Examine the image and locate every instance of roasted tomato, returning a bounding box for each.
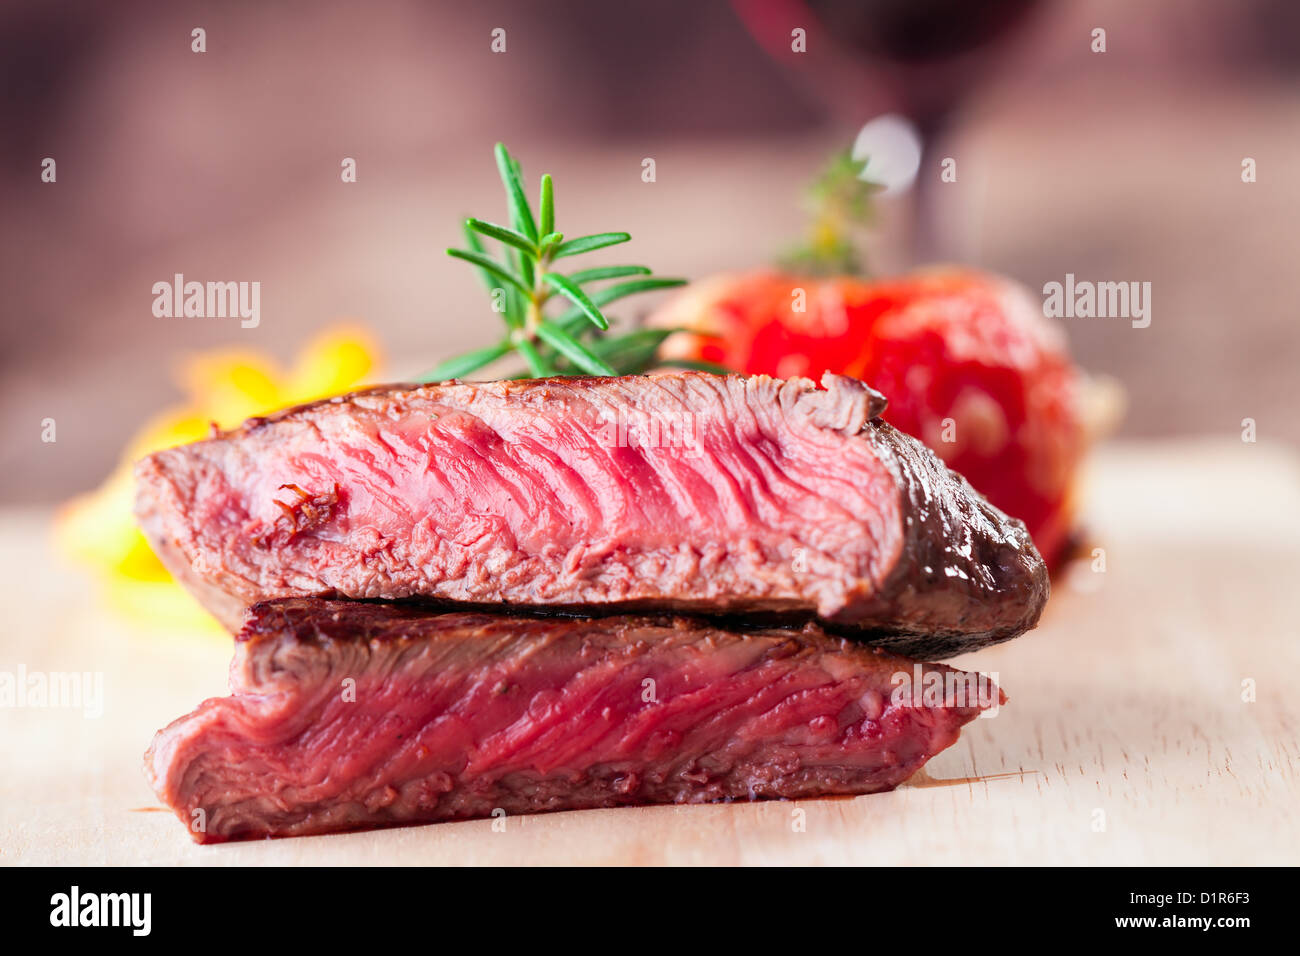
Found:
[652,267,1086,568]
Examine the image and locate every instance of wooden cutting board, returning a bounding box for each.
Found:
[2,439,1296,865]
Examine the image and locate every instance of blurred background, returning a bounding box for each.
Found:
[4,0,1300,866]
[3,0,1299,506]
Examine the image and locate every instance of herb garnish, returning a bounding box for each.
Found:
[779,149,883,277]
[419,144,691,381]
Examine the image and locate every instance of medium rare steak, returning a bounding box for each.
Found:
[146,599,1003,843]
[135,372,1048,657]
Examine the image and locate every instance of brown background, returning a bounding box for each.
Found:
[3,0,1298,503]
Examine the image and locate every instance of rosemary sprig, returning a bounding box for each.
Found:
[419,144,688,381]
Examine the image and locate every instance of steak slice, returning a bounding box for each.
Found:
[135,372,1048,657]
[145,599,1003,843]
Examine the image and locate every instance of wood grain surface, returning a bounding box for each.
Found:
[2,439,1296,865]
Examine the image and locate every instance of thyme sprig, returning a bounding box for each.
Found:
[779,149,883,277]
[419,144,688,381]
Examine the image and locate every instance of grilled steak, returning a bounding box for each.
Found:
[135,372,1048,657]
[146,599,1002,843]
